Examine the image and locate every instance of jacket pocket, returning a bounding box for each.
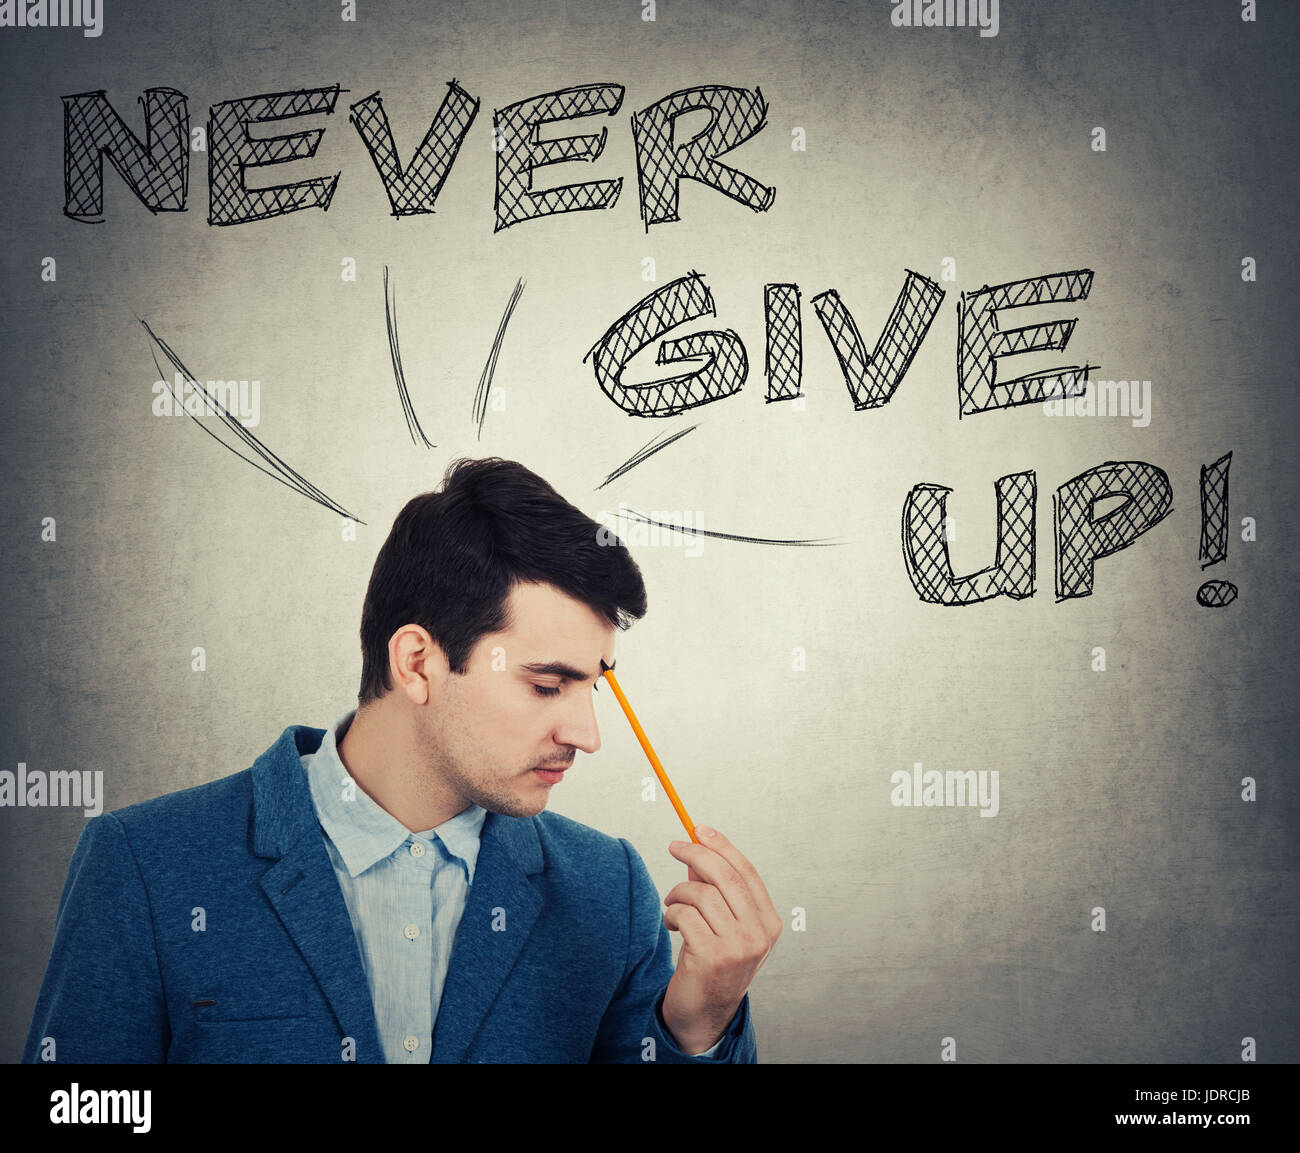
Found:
[190,987,308,1022]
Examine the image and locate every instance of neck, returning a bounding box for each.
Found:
[337,699,471,832]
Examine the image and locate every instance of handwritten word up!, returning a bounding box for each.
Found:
[61,82,774,230]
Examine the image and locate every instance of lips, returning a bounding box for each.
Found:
[533,767,567,785]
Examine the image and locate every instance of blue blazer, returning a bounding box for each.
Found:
[23,724,756,1063]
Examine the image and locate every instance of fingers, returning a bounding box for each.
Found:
[694,827,778,916]
[663,901,712,951]
[669,830,763,924]
[663,880,734,936]
[669,828,782,945]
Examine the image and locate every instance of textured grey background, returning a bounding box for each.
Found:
[2,0,1297,1063]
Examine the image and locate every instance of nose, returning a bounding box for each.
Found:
[555,690,601,756]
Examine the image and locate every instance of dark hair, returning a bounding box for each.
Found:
[357,457,647,705]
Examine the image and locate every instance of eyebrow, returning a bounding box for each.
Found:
[519,659,613,684]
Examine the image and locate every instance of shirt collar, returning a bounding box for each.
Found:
[302,707,487,881]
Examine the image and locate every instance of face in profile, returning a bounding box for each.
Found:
[417,580,616,819]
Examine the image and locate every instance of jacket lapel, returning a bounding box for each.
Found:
[430,811,544,1064]
[252,725,386,1063]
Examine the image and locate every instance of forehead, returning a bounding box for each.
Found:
[496,580,614,652]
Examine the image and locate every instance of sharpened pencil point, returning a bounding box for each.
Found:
[599,658,610,673]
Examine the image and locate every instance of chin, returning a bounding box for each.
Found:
[519,792,552,818]
[479,791,550,820]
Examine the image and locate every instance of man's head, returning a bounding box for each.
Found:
[355,457,647,819]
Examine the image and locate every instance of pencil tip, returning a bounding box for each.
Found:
[599,658,609,673]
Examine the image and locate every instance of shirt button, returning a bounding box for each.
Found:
[404,923,420,940]
[404,1035,419,1052]
[409,842,426,858]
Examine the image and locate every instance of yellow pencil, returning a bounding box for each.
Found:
[599,660,699,843]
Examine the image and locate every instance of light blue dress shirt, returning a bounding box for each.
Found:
[301,709,487,1064]
[301,709,726,1061]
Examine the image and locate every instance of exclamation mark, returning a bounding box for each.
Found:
[1196,450,1237,607]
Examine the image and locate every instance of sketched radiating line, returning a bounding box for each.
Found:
[141,318,366,523]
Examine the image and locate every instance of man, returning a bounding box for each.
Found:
[23,457,780,1063]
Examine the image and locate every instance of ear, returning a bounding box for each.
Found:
[389,624,448,706]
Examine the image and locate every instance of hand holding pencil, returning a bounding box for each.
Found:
[598,658,782,1055]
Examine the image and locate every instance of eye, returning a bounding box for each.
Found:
[533,684,562,698]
